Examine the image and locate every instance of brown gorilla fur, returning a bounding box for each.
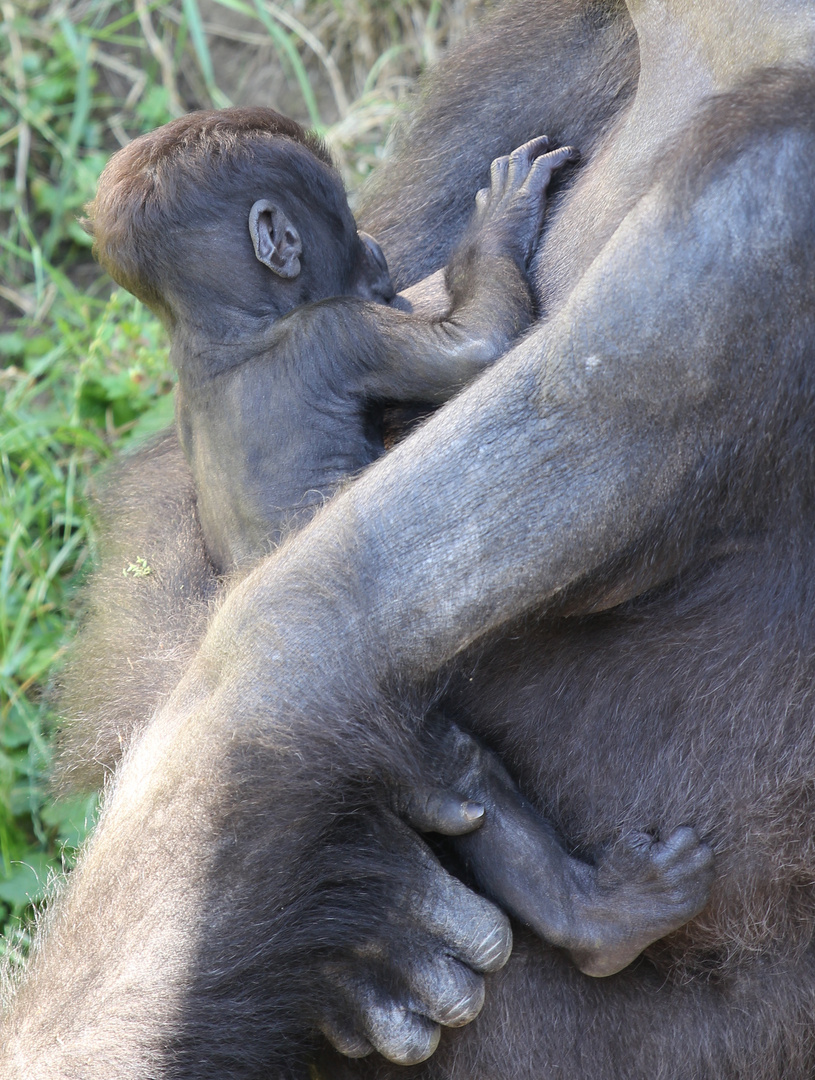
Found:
[9,0,815,1077]
[85,108,333,321]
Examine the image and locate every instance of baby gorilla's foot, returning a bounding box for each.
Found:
[567,826,714,977]
[405,720,713,980]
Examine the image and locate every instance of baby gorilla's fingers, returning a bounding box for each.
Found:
[473,138,577,265]
[488,136,552,196]
[569,826,715,978]
[505,134,553,186]
[511,133,552,158]
[488,153,510,195]
[521,145,579,195]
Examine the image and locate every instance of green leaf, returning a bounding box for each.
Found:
[0,852,57,909]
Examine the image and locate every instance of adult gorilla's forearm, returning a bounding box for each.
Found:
[346,130,810,668]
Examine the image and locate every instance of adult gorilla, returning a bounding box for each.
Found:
[5,1,815,1078]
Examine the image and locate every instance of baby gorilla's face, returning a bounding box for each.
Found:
[296,189,394,306]
[346,231,395,305]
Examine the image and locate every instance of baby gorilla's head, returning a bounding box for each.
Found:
[86,107,393,330]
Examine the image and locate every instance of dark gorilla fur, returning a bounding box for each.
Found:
[86,109,578,578]
[343,13,815,1078]
[85,109,335,323]
[56,108,549,783]
[8,0,815,1077]
[60,102,714,1003]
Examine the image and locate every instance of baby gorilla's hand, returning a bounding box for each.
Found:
[472,135,578,266]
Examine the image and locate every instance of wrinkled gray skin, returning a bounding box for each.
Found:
[5,0,815,1077]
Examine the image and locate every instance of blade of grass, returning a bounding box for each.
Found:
[362,44,410,94]
[258,1,349,116]
[181,0,231,109]
[0,524,25,653]
[0,235,80,305]
[245,0,324,130]
[0,83,72,162]
[41,20,92,262]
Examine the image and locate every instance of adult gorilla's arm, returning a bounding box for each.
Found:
[5,66,815,1077]
[342,93,815,670]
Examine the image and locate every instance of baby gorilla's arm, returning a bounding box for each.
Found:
[352,137,578,403]
[181,137,572,574]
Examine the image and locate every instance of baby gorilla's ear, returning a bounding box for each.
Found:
[249,199,302,279]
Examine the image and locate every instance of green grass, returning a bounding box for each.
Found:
[0,0,483,950]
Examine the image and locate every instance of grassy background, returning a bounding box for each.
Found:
[0,0,487,962]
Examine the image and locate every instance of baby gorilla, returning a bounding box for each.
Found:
[83,108,713,1060]
[90,108,570,573]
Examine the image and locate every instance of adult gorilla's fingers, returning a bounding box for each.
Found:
[401,951,486,1027]
[397,784,485,835]
[322,950,483,1063]
[391,815,512,968]
[316,827,507,1063]
[354,989,441,1065]
[414,865,513,972]
[323,971,441,1065]
[318,1013,374,1059]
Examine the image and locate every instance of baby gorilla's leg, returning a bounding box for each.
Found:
[315,719,713,1064]
[427,723,714,977]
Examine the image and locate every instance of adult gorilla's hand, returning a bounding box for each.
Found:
[316,706,712,1062]
[309,721,513,1064]
[317,814,510,1064]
